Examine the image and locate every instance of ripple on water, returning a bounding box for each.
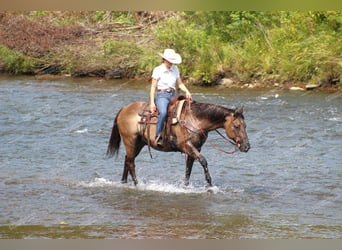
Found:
[1,79,341,239]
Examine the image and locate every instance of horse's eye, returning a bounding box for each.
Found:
[234,125,240,130]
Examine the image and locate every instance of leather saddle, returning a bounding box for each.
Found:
[138,94,187,149]
[138,94,187,125]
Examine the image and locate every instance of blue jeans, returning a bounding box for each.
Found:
[155,91,175,137]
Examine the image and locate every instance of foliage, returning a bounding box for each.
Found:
[153,11,341,85]
[91,11,135,24]
[0,11,341,87]
[101,40,144,71]
[152,14,222,83]
[0,45,38,74]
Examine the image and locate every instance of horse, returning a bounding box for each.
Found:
[106,96,250,187]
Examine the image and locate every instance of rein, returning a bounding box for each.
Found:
[210,130,237,154]
[215,129,237,146]
[198,128,237,155]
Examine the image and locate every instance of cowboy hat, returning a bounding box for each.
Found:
[158,49,182,64]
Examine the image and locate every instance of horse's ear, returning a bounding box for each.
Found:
[233,107,244,118]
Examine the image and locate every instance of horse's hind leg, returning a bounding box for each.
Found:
[121,157,129,184]
[123,155,138,185]
[121,140,145,185]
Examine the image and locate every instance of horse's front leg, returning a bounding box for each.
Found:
[185,156,195,186]
[185,142,212,187]
[198,155,212,187]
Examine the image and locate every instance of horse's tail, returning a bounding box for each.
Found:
[106,108,122,158]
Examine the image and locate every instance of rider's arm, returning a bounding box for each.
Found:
[150,78,158,113]
[177,78,192,100]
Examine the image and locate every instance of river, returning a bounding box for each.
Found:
[0,76,341,238]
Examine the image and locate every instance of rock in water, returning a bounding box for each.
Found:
[305,83,321,90]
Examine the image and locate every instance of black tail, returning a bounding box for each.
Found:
[106,109,122,158]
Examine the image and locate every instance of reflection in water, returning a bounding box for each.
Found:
[0,76,341,238]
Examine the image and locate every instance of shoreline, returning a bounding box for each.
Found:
[1,73,340,92]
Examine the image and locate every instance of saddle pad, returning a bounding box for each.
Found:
[172,99,186,124]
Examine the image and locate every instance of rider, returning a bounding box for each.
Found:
[150,49,192,145]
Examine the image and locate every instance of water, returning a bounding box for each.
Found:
[0,76,341,238]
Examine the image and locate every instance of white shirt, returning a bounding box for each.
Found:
[152,64,180,90]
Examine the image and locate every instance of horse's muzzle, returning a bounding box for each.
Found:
[238,140,250,152]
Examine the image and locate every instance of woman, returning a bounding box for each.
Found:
[150,49,192,145]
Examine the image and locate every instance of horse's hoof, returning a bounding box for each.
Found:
[184,180,190,186]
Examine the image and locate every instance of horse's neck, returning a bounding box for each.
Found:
[188,102,230,131]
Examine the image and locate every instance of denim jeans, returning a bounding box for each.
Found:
[155,91,175,137]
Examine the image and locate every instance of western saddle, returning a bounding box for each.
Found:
[138,94,187,152]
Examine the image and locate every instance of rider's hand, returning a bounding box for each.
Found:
[186,91,192,101]
[150,103,157,114]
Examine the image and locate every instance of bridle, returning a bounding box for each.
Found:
[179,101,238,155]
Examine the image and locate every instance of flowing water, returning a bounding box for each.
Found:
[0,76,341,239]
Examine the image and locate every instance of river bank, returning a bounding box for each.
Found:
[0,11,341,90]
[2,73,340,93]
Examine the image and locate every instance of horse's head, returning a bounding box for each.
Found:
[224,108,250,152]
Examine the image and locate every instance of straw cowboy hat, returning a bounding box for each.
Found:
[158,49,182,64]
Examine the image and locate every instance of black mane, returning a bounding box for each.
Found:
[190,101,238,123]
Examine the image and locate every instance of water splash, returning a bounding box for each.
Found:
[78,177,220,194]
[74,128,88,134]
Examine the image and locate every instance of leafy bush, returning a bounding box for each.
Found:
[0,45,38,74]
[153,14,223,83]
[154,11,341,85]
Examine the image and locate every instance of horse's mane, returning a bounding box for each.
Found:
[190,101,242,122]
